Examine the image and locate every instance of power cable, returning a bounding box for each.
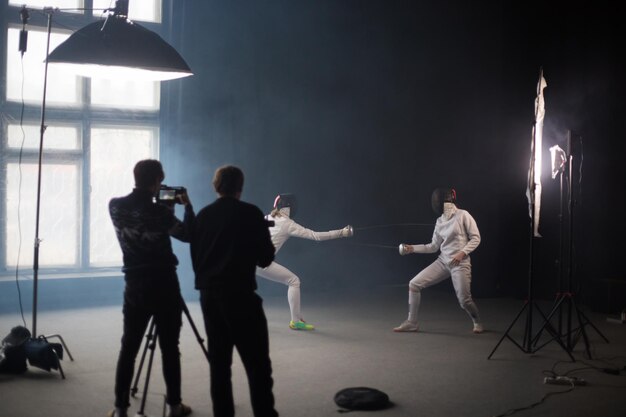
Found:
[494,352,625,417]
[544,356,625,378]
[491,382,575,417]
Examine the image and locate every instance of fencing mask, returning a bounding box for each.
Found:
[273,193,297,217]
[431,188,456,215]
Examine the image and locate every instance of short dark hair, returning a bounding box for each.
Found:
[213,165,244,196]
[134,159,164,188]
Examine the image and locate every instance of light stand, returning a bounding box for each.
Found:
[28,7,74,376]
[531,132,608,358]
[31,6,51,342]
[488,68,573,360]
[22,0,192,378]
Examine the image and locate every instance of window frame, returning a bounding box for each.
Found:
[0,1,167,277]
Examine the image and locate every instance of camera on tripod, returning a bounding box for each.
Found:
[157,185,186,205]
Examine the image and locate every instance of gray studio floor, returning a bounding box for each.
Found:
[1,285,625,417]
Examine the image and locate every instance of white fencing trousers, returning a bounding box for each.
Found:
[256,262,301,323]
[407,258,481,324]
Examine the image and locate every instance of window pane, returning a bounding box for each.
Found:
[91,78,160,109]
[5,163,79,268]
[6,28,80,105]
[93,0,161,22]
[9,0,80,8]
[89,127,157,266]
[8,124,80,150]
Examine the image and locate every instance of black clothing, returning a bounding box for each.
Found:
[191,196,277,417]
[109,188,193,273]
[200,291,278,417]
[114,269,183,408]
[191,196,274,292]
[109,188,194,408]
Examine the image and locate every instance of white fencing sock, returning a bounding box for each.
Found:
[408,291,421,323]
[463,300,481,324]
[287,285,301,323]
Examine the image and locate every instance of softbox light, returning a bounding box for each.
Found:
[46,14,192,81]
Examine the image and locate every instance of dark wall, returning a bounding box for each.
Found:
[161,1,624,308]
[495,1,626,308]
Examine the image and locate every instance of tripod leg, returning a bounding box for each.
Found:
[566,295,575,351]
[532,302,567,346]
[559,296,608,359]
[571,298,611,358]
[131,318,156,398]
[571,302,594,359]
[531,294,566,348]
[39,335,67,379]
[527,300,574,361]
[43,334,74,361]
[54,351,66,380]
[137,331,158,417]
[182,302,209,361]
[531,295,566,348]
[488,301,529,359]
[578,309,610,343]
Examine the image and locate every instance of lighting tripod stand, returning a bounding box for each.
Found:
[531,132,608,359]
[130,301,209,417]
[488,69,573,361]
[18,6,75,377]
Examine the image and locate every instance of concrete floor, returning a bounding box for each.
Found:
[1,285,625,417]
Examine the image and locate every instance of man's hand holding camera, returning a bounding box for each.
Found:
[177,190,191,206]
[158,185,191,208]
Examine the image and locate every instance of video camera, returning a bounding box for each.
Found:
[158,185,187,205]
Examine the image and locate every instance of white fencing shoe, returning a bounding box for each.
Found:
[393,320,419,332]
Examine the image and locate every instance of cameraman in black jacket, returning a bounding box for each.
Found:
[191,165,278,417]
[108,159,193,417]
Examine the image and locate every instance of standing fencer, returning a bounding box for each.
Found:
[394,188,484,333]
[256,194,353,330]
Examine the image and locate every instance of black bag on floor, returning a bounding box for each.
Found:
[334,387,391,412]
[0,326,31,374]
[23,336,63,372]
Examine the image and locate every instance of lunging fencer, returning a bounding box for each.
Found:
[394,188,484,334]
[256,194,353,330]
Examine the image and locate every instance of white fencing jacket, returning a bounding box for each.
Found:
[410,207,480,264]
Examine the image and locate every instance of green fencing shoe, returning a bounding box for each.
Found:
[289,320,315,330]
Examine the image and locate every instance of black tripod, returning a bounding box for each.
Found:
[532,132,608,359]
[130,301,209,416]
[488,69,573,360]
[487,228,574,361]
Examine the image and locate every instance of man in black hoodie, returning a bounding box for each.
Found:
[108,159,193,417]
[191,165,278,417]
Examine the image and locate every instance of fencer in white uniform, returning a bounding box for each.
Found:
[256,194,353,330]
[394,188,484,333]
